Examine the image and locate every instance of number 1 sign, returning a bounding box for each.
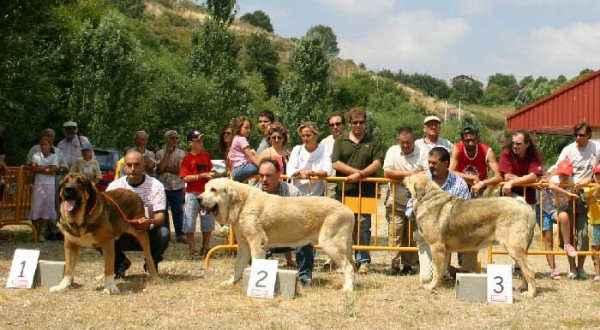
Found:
[246,259,279,298]
[6,249,40,289]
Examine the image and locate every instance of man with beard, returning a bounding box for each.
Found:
[406,147,471,282]
[449,125,502,195]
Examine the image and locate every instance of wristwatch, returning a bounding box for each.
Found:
[149,219,155,230]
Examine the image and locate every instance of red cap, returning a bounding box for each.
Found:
[556,159,573,176]
[594,163,600,174]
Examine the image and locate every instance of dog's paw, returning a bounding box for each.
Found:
[103,276,120,294]
[423,283,436,291]
[49,278,72,293]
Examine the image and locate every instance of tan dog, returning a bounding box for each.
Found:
[198,178,356,291]
[404,174,537,297]
[50,173,158,294]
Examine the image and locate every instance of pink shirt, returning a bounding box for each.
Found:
[228,135,253,168]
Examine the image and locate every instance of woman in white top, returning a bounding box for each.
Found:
[287,122,333,196]
[29,136,59,239]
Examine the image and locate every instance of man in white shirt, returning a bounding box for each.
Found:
[57,121,93,168]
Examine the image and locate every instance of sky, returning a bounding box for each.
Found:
[235,0,600,84]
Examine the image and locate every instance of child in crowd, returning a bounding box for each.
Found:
[584,164,600,281]
[29,137,59,240]
[227,116,260,182]
[537,159,578,279]
[180,130,216,259]
[69,143,101,183]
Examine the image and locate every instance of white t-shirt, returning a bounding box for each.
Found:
[556,141,600,183]
[286,144,333,196]
[383,145,429,205]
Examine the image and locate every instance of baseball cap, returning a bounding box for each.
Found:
[81,143,93,150]
[460,125,479,136]
[424,115,441,124]
[186,130,205,142]
[556,159,573,176]
[594,163,600,174]
[63,121,78,128]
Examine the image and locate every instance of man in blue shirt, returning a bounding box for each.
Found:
[406,147,472,283]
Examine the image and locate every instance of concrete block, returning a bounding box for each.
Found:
[242,267,298,299]
[34,260,65,288]
[455,273,487,303]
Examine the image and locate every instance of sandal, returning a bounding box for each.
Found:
[190,249,203,260]
[550,269,561,280]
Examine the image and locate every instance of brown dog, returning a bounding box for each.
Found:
[404,174,537,297]
[50,173,158,294]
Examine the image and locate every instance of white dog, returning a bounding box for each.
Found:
[198,178,356,291]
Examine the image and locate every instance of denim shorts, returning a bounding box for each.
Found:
[535,204,555,232]
[231,163,258,182]
[591,224,600,246]
[183,192,215,233]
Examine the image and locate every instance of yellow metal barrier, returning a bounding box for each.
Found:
[0,166,38,242]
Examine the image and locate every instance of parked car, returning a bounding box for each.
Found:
[94,148,123,191]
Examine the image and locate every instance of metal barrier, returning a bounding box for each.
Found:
[486,182,599,264]
[0,166,38,242]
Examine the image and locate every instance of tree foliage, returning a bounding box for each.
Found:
[205,0,238,27]
[239,10,273,32]
[450,79,484,104]
[305,24,339,57]
[243,33,280,96]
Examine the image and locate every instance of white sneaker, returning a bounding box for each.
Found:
[568,270,578,279]
[593,275,600,281]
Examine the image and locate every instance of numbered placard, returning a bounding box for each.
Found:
[6,249,40,289]
[487,264,513,304]
[246,259,279,299]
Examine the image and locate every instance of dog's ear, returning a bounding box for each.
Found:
[82,175,97,211]
[413,175,430,200]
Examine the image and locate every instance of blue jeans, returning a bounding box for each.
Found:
[183,192,215,233]
[337,194,371,267]
[266,245,314,280]
[165,189,184,239]
[231,163,258,182]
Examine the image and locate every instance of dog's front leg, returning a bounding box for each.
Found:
[424,244,446,291]
[50,240,79,293]
[100,239,120,295]
[224,241,252,286]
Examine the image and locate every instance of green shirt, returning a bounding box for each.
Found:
[331,131,384,197]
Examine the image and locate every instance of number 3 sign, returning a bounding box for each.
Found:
[6,249,40,289]
[487,264,513,304]
[246,259,279,298]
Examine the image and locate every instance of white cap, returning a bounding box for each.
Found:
[63,121,78,128]
[423,116,441,124]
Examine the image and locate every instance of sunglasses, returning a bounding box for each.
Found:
[512,142,523,146]
[222,131,232,136]
[574,133,588,137]
[270,136,284,141]
[300,134,313,138]
[168,136,179,140]
[350,120,366,125]
[329,122,343,127]
[462,139,475,143]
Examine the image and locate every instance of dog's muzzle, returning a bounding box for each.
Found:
[197,196,219,216]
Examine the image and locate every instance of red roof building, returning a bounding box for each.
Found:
[506,70,600,137]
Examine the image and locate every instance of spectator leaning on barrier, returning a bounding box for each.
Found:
[320,111,346,199]
[332,107,384,274]
[156,130,187,244]
[256,110,275,155]
[406,147,471,282]
[253,158,315,287]
[57,121,93,168]
[546,122,600,280]
[415,115,453,152]
[382,126,428,276]
[583,164,600,281]
[499,130,543,205]
[537,159,579,280]
[449,125,502,195]
[69,142,102,184]
[107,151,170,278]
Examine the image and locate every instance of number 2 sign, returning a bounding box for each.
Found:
[6,249,40,289]
[246,259,278,298]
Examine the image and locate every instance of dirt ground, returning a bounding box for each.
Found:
[1,199,599,330]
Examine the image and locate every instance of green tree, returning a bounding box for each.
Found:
[205,0,237,27]
[482,73,519,106]
[239,10,273,32]
[244,33,280,96]
[278,36,331,142]
[305,24,339,57]
[450,79,483,104]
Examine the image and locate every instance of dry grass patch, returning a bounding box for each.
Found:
[1,224,599,329]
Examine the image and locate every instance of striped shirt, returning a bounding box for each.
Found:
[106,174,166,213]
[405,171,471,218]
